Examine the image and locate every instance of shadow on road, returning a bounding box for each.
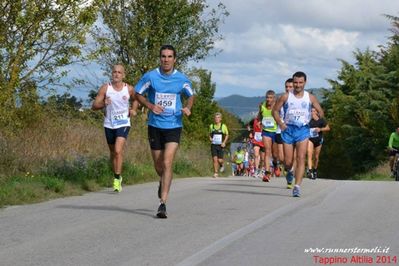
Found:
[57,204,156,218]
[204,188,288,197]
[213,182,286,190]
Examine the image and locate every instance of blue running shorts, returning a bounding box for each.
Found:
[261,130,276,143]
[104,126,130,145]
[281,125,310,144]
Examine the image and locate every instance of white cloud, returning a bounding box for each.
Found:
[279,24,361,65]
[201,0,399,97]
[218,0,399,32]
[71,1,399,99]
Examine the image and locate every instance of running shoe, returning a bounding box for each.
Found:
[219,165,225,173]
[287,183,293,189]
[274,166,281,177]
[282,168,287,177]
[157,203,167,218]
[213,173,218,178]
[113,177,122,192]
[312,169,318,180]
[286,170,294,184]
[262,171,271,182]
[158,181,162,199]
[307,170,313,179]
[293,185,300,197]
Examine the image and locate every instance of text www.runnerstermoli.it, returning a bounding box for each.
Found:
[304,246,390,254]
[304,247,397,265]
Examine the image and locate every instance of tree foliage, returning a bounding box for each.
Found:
[183,68,218,141]
[0,0,99,128]
[320,15,399,178]
[46,93,83,110]
[94,0,228,83]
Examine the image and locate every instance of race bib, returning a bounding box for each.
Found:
[286,109,306,126]
[254,132,262,142]
[262,117,275,129]
[212,134,223,145]
[155,92,177,116]
[236,153,244,161]
[310,128,319,138]
[111,109,129,126]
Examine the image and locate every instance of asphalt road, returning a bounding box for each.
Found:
[0,176,398,266]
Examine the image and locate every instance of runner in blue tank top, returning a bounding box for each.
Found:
[272,71,324,197]
[135,45,195,218]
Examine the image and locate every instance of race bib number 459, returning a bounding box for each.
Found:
[155,92,177,116]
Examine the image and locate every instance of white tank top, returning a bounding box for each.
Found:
[283,91,311,126]
[103,83,131,129]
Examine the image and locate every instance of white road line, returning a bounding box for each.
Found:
[176,182,336,266]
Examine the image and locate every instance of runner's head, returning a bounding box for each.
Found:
[214,112,222,123]
[159,44,176,74]
[111,64,125,83]
[285,78,294,93]
[293,71,307,81]
[311,107,319,119]
[265,90,275,106]
[292,71,307,93]
[160,44,176,57]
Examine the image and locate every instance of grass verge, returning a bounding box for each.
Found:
[0,150,214,208]
[350,162,393,181]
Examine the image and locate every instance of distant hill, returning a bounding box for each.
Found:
[216,94,264,122]
[216,88,327,122]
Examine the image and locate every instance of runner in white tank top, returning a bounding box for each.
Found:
[103,83,131,129]
[92,64,135,192]
[272,71,324,198]
[283,90,311,127]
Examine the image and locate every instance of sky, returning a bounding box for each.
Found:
[195,0,399,97]
[69,0,399,100]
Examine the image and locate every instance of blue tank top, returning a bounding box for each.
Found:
[135,68,194,129]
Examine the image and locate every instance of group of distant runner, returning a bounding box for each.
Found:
[91,44,399,219]
[225,74,329,197]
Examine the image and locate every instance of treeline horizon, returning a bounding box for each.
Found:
[1,1,398,181]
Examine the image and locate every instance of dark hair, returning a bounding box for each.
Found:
[285,78,293,83]
[293,71,307,81]
[160,44,176,58]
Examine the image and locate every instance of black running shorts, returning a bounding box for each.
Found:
[148,126,182,150]
[211,144,224,159]
[309,137,323,148]
[275,133,283,144]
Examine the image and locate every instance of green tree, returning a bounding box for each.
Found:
[380,14,399,128]
[94,0,228,83]
[183,68,218,140]
[0,0,99,128]
[320,14,399,179]
[321,48,395,178]
[47,93,83,110]
[182,68,243,144]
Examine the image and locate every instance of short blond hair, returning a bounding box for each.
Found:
[214,112,222,118]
